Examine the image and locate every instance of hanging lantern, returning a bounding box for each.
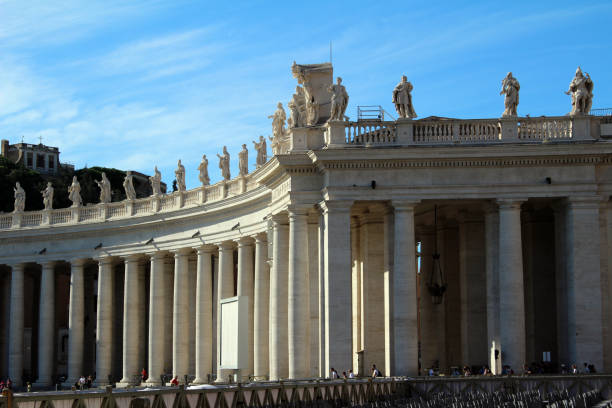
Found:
[427,205,447,305]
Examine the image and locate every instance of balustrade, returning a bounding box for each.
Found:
[518,117,572,140]
[133,199,153,215]
[107,202,127,218]
[346,121,397,145]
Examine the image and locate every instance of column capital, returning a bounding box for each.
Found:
[496,198,527,210]
[287,205,311,217]
[218,241,235,251]
[195,244,217,255]
[69,258,88,268]
[254,232,268,244]
[97,256,115,266]
[236,236,255,247]
[172,248,193,258]
[270,212,288,224]
[40,260,57,269]
[147,251,169,260]
[566,195,605,209]
[391,199,420,212]
[9,262,25,272]
[123,254,143,263]
[319,200,353,214]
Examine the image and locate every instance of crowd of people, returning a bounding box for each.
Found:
[426,361,598,377]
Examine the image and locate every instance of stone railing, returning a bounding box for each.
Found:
[327,115,600,147]
[2,375,612,408]
[1,175,257,230]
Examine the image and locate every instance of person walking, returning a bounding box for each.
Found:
[371,364,381,378]
[330,368,339,379]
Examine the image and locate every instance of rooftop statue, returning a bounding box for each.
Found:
[328,77,349,121]
[13,182,25,213]
[566,67,593,115]
[217,146,231,181]
[41,182,53,210]
[96,172,112,203]
[392,75,417,119]
[288,86,305,128]
[198,155,210,186]
[253,135,267,168]
[291,61,333,125]
[500,72,520,117]
[175,159,186,192]
[123,171,137,201]
[150,166,162,196]
[68,176,82,207]
[268,103,287,155]
[239,144,248,176]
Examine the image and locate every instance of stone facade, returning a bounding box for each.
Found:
[1,64,612,387]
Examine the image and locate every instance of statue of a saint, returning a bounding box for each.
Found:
[288,99,299,129]
[175,160,186,192]
[238,144,248,176]
[253,135,267,168]
[288,86,305,128]
[217,146,231,181]
[68,176,82,207]
[198,155,210,186]
[41,182,53,210]
[95,172,112,203]
[150,166,162,196]
[268,102,286,141]
[328,77,349,121]
[500,72,520,117]
[13,182,25,213]
[565,67,594,115]
[304,85,319,125]
[123,171,137,201]
[392,75,417,119]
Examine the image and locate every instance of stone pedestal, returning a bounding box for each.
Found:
[324,121,347,148]
[572,116,593,140]
[396,118,414,145]
[290,128,309,151]
[500,118,519,141]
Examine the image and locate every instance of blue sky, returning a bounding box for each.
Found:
[1,0,611,188]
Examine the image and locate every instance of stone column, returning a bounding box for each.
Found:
[216,242,235,382]
[565,197,603,368]
[269,214,289,380]
[64,259,86,385]
[237,238,254,378]
[321,201,353,376]
[253,234,269,379]
[146,252,166,385]
[351,217,362,374]
[288,207,310,379]
[392,201,419,376]
[193,245,215,384]
[382,209,394,375]
[119,255,141,386]
[307,217,320,377]
[173,248,191,383]
[484,205,500,374]
[34,261,55,386]
[94,257,114,386]
[8,263,25,387]
[497,199,526,372]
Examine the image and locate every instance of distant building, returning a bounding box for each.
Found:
[1,139,74,174]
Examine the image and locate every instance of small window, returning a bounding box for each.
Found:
[36,153,45,168]
[26,152,33,167]
[48,155,55,168]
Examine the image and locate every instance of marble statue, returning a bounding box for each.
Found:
[217,146,230,181]
[304,85,319,125]
[123,171,137,201]
[13,182,25,213]
[198,155,210,186]
[328,77,349,121]
[253,135,267,168]
[150,166,162,196]
[175,160,186,192]
[269,102,286,140]
[565,67,593,115]
[287,86,304,128]
[500,72,520,118]
[41,182,53,210]
[95,172,112,204]
[392,75,417,119]
[68,176,82,207]
[239,144,248,176]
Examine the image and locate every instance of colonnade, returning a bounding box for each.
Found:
[0,197,607,387]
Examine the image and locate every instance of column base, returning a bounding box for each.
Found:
[92,380,110,387]
[191,377,208,385]
[115,381,138,388]
[142,380,162,387]
[32,380,53,389]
